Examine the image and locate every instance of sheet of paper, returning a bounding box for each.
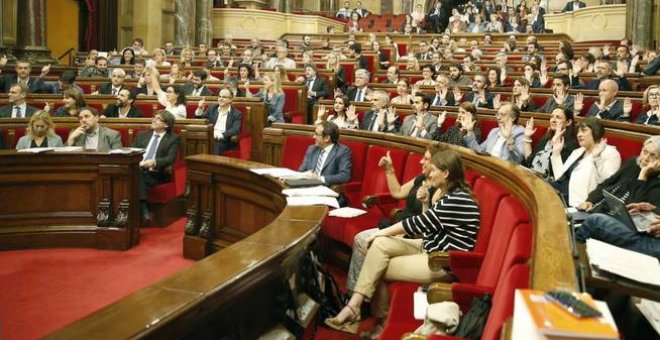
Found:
[286,196,339,209]
[282,186,339,197]
[17,147,54,153]
[636,299,660,335]
[250,167,301,178]
[52,146,83,152]
[328,207,367,218]
[586,239,660,286]
[108,148,144,154]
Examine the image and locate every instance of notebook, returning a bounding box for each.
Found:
[284,178,325,188]
[602,190,654,232]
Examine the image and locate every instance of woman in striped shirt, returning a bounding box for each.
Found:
[325,149,481,336]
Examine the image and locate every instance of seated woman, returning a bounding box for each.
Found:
[53,89,86,117]
[523,62,542,88]
[432,101,482,147]
[415,64,437,86]
[463,103,526,164]
[551,118,621,207]
[315,95,358,129]
[15,111,64,149]
[148,66,188,119]
[636,85,659,125]
[510,77,538,112]
[486,67,502,88]
[579,135,660,213]
[390,79,413,105]
[246,72,285,123]
[325,149,480,337]
[523,106,579,179]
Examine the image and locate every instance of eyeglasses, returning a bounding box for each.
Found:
[648,92,660,98]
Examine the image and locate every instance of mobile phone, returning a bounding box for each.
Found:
[544,290,602,318]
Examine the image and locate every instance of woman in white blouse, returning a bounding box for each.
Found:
[148,66,188,119]
[551,117,621,207]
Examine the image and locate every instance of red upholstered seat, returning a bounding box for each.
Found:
[147,160,187,203]
[605,131,643,161]
[281,135,314,170]
[282,87,304,122]
[339,140,369,205]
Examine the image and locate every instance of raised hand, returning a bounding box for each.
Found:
[554,87,566,105]
[317,104,327,120]
[416,180,430,204]
[387,106,398,124]
[551,135,564,156]
[346,105,358,122]
[493,94,502,109]
[462,114,475,132]
[623,97,633,115]
[44,102,52,112]
[453,87,463,102]
[378,150,393,170]
[574,92,584,114]
[524,117,536,138]
[501,119,513,140]
[551,125,565,148]
[0,54,7,68]
[437,111,447,127]
[197,97,206,109]
[540,68,549,86]
[40,64,51,77]
[614,60,626,77]
[228,58,234,68]
[572,62,583,76]
[411,83,420,96]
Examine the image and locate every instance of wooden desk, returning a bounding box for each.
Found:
[577,244,660,302]
[0,151,142,251]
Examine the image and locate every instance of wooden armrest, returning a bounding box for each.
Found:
[400,333,427,340]
[427,282,453,304]
[428,251,449,272]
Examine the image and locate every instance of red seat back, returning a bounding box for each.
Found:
[402,152,423,184]
[357,145,407,204]
[481,264,530,340]
[281,135,314,170]
[471,177,509,253]
[341,140,368,182]
[605,132,642,162]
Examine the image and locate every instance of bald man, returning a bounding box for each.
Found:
[584,79,629,121]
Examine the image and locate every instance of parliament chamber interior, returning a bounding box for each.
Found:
[1,0,659,339]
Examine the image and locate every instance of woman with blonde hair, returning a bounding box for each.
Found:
[636,85,659,125]
[326,53,347,92]
[16,111,64,149]
[179,47,195,67]
[246,72,285,123]
[149,48,171,67]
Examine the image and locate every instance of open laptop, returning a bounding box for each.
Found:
[602,190,654,233]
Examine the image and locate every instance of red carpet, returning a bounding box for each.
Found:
[0,219,194,340]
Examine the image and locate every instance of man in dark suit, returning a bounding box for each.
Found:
[0,83,39,118]
[415,40,432,61]
[563,0,586,12]
[133,110,180,222]
[182,70,215,97]
[0,60,46,94]
[103,89,144,118]
[195,88,243,154]
[353,1,370,18]
[360,90,400,133]
[427,1,449,33]
[346,69,372,103]
[579,61,632,92]
[300,64,329,123]
[66,107,123,151]
[298,121,352,186]
[457,73,495,109]
[96,68,127,95]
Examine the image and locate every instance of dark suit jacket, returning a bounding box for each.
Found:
[584,77,632,92]
[298,143,352,186]
[463,92,495,109]
[333,66,347,92]
[198,105,243,140]
[133,130,180,175]
[103,104,144,118]
[586,99,628,121]
[135,86,158,96]
[360,109,400,133]
[346,86,371,103]
[97,83,127,95]
[1,75,46,94]
[306,77,330,105]
[0,104,39,118]
[563,1,586,12]
[430,92,456,107]
[182,84,215,96]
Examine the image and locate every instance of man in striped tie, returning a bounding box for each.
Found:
[298,121,352,186]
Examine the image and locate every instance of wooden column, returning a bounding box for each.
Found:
[195,0,213,46]
[175,0,196,47]
[626,0,654,49]
[15,0,55,63]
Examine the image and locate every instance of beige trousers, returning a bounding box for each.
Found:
[353,236,450,318]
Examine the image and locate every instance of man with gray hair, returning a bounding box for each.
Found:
[96,68,127,95]
[264,46,296,69]
[360,90,399,133]
[346,69,372,102]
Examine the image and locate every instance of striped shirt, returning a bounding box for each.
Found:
[402,189,480,253]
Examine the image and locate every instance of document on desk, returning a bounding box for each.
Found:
[586,239,660,286]
[17,147,55,153]
[282,186,339,197]
[52,146,84,152]
[109,148,144,154]
[250,167,301,178]
[286,196,339,208]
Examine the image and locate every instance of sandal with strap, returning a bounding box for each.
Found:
[324,305,361,334]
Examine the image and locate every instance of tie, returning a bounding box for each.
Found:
[112,88,118,95]
[314,149,325,175]
[144,134,161,161]
[15,106,22,118]
[356,89,362,102]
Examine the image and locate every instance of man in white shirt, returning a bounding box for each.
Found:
[0,83,39,118]
[265,47,296,70]
[195,88,243,154]
[336,1,352,19]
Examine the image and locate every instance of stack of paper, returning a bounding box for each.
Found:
[17,147,54,153]
[250,167,301,178]
[282,186,339,197]
[635,299,660,335]
[328,207,367,218]
[52,146,83,152]
[286,196,339,208]
[109,147,144,154]
[586,239,660,286]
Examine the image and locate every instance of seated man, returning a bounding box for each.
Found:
[0,59,46,93]
[349,43,368,71]
[574,60,632,91]
[102,89,144,118]
[182,70,215,96]
[264,46,296,70]
[66,107,122,151]
[538,75,575,113]
[96,68,127,95]
[298,64,329,123]
[382,66,400,85]
[454,73,495,109]
[346,69,372,103]
[133,110,180,222]
[399,93,437,139]
[336,1,352,19]
[447,63,472,87]
[575,79,630,121]
[80,56,110,78]
[298,121,352,186]
[127,58,147,79]
[195,88,243,154]
[360,90,399,133]
[576,202,660,258]
[463,103,525,164]
[563,0,586,12]
[0,83,39,118]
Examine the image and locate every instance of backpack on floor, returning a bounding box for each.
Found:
[297,250,347,322]
[453,294,492,340]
